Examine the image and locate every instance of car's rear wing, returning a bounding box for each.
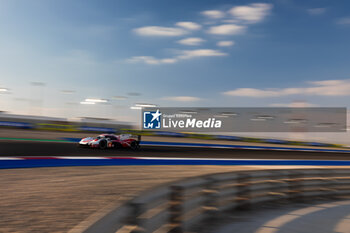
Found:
[128,134,141,142]
[131,134,141,146]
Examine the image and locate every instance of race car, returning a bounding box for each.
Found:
[78,134,141,150]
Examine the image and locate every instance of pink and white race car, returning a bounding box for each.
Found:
[78,134,141,150]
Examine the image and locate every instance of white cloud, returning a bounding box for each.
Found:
[177,37,205,46]
[207,24,246,35]
[127,56,177,65]
[221,19,240,24]
[224,88,280,97]
[178,49,228,59]
[130,3,273,66]
[223,79,350,97]
[270,102,318,107]
[127,56,159,65]
[163,96,201,102]
[217,41,235,47]
[160,58,177,64]
[309,80,344,86]
[133,26,187,36]
[127,49,227,65]
[201,10,225,19]
[229,3,273,23]
[336,17,350,25]
[307,8,326,15]
[175,21,201,30]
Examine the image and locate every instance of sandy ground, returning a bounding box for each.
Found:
[0,165,273,233]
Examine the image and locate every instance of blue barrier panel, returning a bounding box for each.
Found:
[79,126,116,133]
[140,141,350,153]
[0,121,33,129]
[304,142,331,147]
[1,158,350,169]
[154,131,186,137]
[214,135,244,141]
[262,139,289,144]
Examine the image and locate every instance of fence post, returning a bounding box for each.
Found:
[287,171,304,202]
[327,170,342,199]
[236,173,251,210]
[318,169,333,199]
[273,170,289,204]
[169,185,183,233]
[202,177,219,222]
[125,202,145,233]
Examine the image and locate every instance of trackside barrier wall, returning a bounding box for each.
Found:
[122,130,343,148]
[0,121,33,129]
[0,114,343,147]
[0,122,120,133]
[84,169,350,233]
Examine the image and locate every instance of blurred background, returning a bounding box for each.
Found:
[2,1,350,233]
[1,0,350,144]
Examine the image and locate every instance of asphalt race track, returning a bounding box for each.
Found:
[1,140,350,160]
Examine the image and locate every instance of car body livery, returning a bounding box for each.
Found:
[78,134,141,150]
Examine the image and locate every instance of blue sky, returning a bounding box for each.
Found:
[0,0,350,121]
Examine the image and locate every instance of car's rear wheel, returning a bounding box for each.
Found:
[99,140,107,149]
[130,141,140,150]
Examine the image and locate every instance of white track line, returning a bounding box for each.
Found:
[255,200,350,233]
[0,157,23,160]
[334,214,350,233]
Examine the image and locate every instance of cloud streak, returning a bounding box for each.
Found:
[131,3,273,65]
[133,26,187,36]
[336,17,350,25]
[127,56,177,65]
[178,49,227,59]
[177,37,205,46]
[217,41,235,47]
[163,96,201,102]
[308,8,326,15]
[128,49,227,65]
[229,3,273,23]
[175,22,201,30]
[207,24,246,35]
[223,79,350,97]
[201,10,225,19]
[270,102,318,107]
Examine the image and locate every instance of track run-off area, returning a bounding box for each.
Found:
[2,139,350,168]
[2,138,350,233]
